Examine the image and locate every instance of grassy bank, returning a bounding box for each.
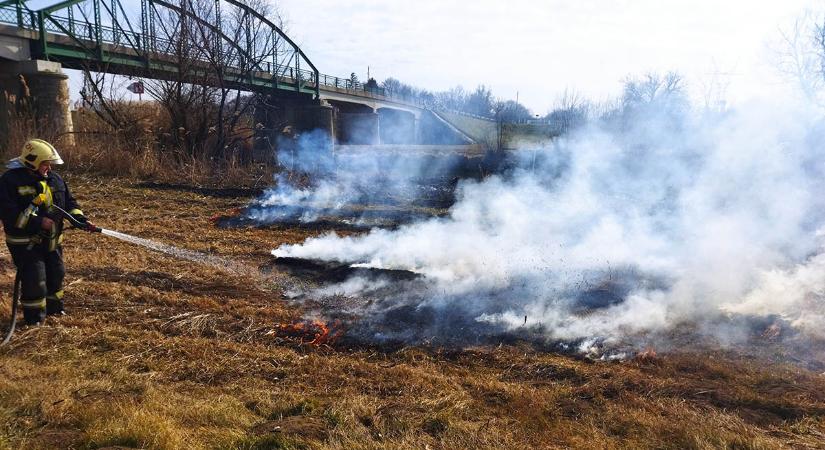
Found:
[0,175,823,449]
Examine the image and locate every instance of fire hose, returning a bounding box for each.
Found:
[1,275,19,345]
[2,205,101,346]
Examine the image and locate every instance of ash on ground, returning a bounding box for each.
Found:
[268,256,825,369]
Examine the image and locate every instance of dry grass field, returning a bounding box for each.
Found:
[1,173,825,449]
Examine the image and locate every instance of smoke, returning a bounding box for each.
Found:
[244,130,344,224]
[243,124,470,226]
[267,96,825,352]
[723,241,825,340]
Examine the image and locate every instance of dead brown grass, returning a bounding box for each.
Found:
[4,104,276,189]
[0,174,824,449]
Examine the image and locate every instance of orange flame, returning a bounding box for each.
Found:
[209,207,243,224]
[275,319,343,347]
[635,347,657,363]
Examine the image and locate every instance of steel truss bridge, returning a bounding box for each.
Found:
[0,0,422,105]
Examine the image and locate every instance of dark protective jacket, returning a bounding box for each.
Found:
[0,160,81,251]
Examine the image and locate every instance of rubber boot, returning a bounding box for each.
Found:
[46,289,65,316]
[22,298,46,325]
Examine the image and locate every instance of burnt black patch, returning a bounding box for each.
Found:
[230,205,447,229]
[267,257,419,284]
[574,286,625,310]
[135,182,264,198]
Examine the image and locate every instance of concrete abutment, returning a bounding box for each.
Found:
[252,97,334,163]
[0,60,74,149]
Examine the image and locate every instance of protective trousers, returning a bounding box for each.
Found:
[8,244,65,325]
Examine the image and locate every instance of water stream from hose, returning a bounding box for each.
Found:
[100,229,254,277]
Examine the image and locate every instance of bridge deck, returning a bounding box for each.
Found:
[0,1,426,110]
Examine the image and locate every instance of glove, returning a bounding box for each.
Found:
[70,213,98,232]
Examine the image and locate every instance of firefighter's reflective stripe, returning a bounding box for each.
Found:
[47,290,64,300]
[15,206,33,228]
[48,231,63,252]
[6,233,61,249]
[21,298,46,309]
[5,235,31,245]
[17,186,35,196]
[9,181,62,250]
[68,208,83,216]
[37,181,60,251]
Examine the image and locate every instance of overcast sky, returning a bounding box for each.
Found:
[275,0,824,114]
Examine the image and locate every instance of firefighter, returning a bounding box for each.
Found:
[0,139,91,326]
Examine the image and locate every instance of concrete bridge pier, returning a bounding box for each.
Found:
[377,108,418,144]
[337,107,380,145]
[0,60,74,148]
[365,109,380,145]
[253,97,335,163]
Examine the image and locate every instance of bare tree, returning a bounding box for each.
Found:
[142,0,214,158]
[382,77,403,93]
[435,86,466,112]
[494,99,532,123]
[619,72,688,126]
[696,62,731,114]
[622,72,685,108]
[545,88,591,135]
[774,11,823,103]
[79,70,124,129]
[464,85,495,117]
[70,2,153,138]
[76,0,290,163]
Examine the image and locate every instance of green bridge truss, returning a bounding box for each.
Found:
[0,0,386,99]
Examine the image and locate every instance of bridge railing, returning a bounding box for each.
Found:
[1,1,427,108]
[0,0,321,95]
[0,2,32,28]
[0,7,16,26]
[315,72,428,107]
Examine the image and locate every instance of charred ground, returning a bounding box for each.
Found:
[0,173,824,449]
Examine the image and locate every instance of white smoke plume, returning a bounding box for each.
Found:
[244,129,467,225]
[272,98,825,349]
[724,238,825,340]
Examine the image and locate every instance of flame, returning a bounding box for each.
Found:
[209,207,243,224]
[635,347,657,363]
[275,319,343,347]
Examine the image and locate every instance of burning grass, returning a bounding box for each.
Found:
[274,319,345,347]
[0,173,824,449]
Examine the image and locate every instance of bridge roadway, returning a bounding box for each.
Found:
[0,20,425,108]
